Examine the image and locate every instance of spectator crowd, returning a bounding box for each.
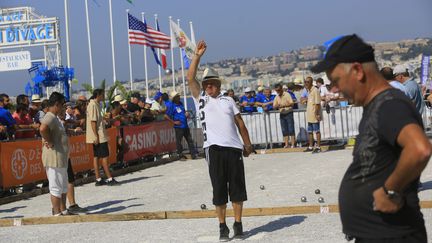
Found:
[0,61,428,215]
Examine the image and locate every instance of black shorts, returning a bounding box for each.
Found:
[93,142,109,158]
[67,159,75,183]
[205,145,247,205]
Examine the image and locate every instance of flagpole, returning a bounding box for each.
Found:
[109,0,117,92]
[127,9,133,91]
[64,0,71,98]
[189,21,196,45]
[177,19,187,107]
[84,0,95,88]
[169,16,176,90]
[142,12,149,99]
[154,14,162,92]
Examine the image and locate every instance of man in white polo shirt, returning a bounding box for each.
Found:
[188,40,253,241]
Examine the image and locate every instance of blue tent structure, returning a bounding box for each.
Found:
[27,65,74,101]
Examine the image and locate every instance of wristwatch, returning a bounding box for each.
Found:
[383,185,402,200]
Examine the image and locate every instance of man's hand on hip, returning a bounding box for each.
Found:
[372,187,404,213]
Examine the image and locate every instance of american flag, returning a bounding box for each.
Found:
[128,13,170,49]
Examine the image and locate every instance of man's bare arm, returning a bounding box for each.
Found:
[234,114,253,157]
[39,123,53,148]
[373,123,432,213]
[91,121,98,144]
[385,124,431,191]
[187,40,207,99]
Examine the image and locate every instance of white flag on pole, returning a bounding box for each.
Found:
[170,19,196,59]
[189,21,196,45]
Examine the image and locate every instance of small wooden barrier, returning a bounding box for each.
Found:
[1,201,431,228]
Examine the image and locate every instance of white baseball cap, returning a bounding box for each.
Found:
[393,64,408,75]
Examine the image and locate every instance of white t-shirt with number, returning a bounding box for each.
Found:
[193,92,244,150]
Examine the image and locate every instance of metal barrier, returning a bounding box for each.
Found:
[239,105,363,148]
[181,103,432,150]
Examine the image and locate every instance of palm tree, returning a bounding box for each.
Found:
[81,80,140,111]
[115,81,132,101]
[81,79,106,95]
[81,79,112,111]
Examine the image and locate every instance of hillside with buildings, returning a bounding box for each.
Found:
[74,37,432,98]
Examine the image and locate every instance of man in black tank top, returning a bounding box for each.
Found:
[311,34,431,242]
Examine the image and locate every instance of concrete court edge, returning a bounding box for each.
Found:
[1,201,431,227]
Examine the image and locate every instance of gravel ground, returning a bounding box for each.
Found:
[0,149,431,242]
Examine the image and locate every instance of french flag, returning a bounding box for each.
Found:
[156,20,167,69]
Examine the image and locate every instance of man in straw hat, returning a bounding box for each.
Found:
[29,94,42,121]
[311,34,431,242]
[187,40,253,241]
[165,90,198,160]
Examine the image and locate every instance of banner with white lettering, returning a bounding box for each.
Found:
[122,121,176,162]
[421,54,430,87]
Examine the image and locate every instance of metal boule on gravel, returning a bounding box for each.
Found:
[260,185,265,190]
[301,196,307,202]
[318,197,325,203]
[200,204,207,210]
[315,189,320,194]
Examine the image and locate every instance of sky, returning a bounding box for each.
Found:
[0,0,431,96]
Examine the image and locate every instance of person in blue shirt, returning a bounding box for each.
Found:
[394,64,425,114]
[256,87,265,101]
[162,92,172,111]
[0,93,16,139]
[240,87,256,112]
[380,67,409,97]
[165,91,198,160]
[287,83,299,110]
[256,87,275,111]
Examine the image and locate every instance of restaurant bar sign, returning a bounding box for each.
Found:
[0,7,58,47]
[0,51,31,72]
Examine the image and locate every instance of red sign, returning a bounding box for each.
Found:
[0,128,117,188]
[122,121,176,162]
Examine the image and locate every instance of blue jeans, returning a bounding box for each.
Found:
[307,122,320,133]
[280,112,295,136]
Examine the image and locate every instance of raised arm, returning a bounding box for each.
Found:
[187,40,207,99]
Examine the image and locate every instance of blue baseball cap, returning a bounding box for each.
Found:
[153,91,163,100]
[311,34,375,73]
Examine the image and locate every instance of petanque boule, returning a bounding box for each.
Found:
[318,197,325,203]
[315,189,321,194]
[200,204,207,210]
[301,196,307,202]
[260,185,265,190]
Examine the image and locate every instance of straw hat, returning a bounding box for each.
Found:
[113,94,127,105]
[201,68,226,85]
[169,91,180,99]
[31,94,42,103]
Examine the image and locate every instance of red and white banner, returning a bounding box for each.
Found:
[0,128,117,188]
[122,121,176,162]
